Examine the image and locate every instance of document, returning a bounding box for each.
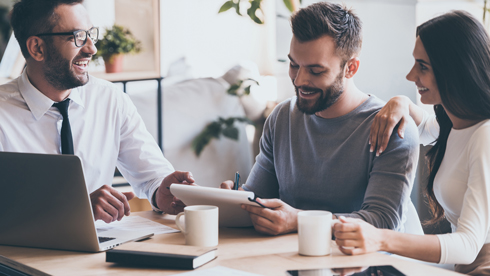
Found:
[95,216,179,234]
[170,184,262,227]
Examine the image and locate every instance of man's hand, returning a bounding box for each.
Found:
[220,180,244,190]
[333,216,384,255]
[242,198,299,235]
[155,171,195,214]
[90,185,135,223]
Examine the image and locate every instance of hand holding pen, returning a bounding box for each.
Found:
[221,175,269,209]
[234,171,240,190]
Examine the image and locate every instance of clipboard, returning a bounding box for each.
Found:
[170,184,262,227]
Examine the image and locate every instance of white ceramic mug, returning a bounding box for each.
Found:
[175,205,219,247]
[297,210,338,256]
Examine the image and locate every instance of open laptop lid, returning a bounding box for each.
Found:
[0,151,152,252]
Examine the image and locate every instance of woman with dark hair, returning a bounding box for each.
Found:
[333,11,490,275]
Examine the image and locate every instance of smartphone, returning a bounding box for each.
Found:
[286,265,406,276]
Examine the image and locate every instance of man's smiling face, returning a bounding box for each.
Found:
[288,35,345,114]
[42,3,97,90]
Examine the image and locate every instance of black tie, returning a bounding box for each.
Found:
[53,99,74,155]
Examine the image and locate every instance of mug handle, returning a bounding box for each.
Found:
[330,219,340,240]
[175,212,186,233]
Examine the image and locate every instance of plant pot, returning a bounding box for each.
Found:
[103,54,124,73]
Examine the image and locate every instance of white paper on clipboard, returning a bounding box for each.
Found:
[169,184,261,227]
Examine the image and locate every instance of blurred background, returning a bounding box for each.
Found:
[0,0,487,232]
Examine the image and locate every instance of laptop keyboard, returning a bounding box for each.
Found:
[98,236,116,243]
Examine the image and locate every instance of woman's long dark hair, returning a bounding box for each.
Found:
[418,11,490,224]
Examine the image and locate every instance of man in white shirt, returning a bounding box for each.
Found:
[0,0,192,223]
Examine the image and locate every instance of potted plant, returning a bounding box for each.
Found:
[192,78,258,157]
[93,24,142,73]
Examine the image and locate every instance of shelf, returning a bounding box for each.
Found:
[91,71,161,82]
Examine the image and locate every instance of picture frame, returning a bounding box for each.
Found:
[91,0,160,82]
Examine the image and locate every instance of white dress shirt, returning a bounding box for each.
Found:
[419,113,490,265]
[0,70,174,207]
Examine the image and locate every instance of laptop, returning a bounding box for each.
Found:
[0,151,154,252]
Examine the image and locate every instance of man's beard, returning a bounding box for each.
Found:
[43,43,90,91]
[295,72,344,114]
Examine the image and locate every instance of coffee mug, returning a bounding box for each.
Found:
[175,205,219,247]
[297,210,338,256]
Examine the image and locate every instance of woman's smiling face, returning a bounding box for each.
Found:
[406,36,442,106]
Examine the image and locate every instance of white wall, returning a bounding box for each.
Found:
[160,0,276,78]
[417,0,485,25]
[84,0,115,29]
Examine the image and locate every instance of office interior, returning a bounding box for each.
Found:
[0,0,487,274]
[1,0,485,238]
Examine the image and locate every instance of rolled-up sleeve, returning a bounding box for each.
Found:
[116,93,174,202]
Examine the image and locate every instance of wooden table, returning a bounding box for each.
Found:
[0,211,463,276]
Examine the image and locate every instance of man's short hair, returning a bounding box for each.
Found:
[10,0,84,59]
[291,2,362,66]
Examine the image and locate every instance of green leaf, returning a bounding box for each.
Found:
[192,130,212,157]
[283,0,294,13]
[192,116,251,157]
[244,85,251,96]
[191,121,223,156]
[234,1,242,16]
[227,82,242,96]
[207,122,222,138]
[222,126,239,140]
[224,117,235,127]
[247,0,263,24]
[219,0,235,13]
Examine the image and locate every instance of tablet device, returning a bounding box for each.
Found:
[170,184,262,227]
[286,265,406,276]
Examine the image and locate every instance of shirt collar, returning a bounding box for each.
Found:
[18,70,85,120]
[69,85,84,108]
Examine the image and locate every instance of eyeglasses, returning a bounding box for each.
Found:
[35,27,99,47]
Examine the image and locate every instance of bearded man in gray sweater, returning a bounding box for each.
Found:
[222,2,419,235]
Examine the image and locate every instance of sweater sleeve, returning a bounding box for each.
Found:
[337,118,420,230]
[437,124,490,264]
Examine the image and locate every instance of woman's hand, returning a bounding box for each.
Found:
[333,216,386,255]
[369,96,411,156]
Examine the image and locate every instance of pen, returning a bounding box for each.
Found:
[247,196,272,209]
[234,171,240,190]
